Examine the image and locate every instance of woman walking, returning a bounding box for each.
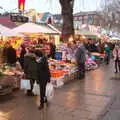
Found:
[19,44,26,69]
[113,45,120,73]
[34,50,51,110]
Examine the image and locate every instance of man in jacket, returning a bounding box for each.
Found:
[75,42,86,79]
[104,44,111,65]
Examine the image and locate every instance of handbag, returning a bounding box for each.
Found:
[32,81,40,95]
[46,83,54,101]
[20,79,31,90]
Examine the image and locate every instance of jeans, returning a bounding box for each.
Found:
[78,62,85,79]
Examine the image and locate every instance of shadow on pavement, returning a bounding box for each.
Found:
[0,94,16,104]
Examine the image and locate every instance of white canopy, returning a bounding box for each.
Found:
[48,24,61,34]
[11,22,59,34]
[109,37,120,40]
[1,30,24,37]
[0,24,11,34]
[75,29,99,36]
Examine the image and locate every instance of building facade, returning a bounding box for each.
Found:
[73,11,104,30]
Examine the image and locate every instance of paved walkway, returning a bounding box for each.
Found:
[0,63,120,120]
[98,76,120,120]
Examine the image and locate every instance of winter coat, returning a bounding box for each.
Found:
[20,48,26,62]
[113,48,120,60]
[36,56,51,84]
[75,45,86,64]
[6,47,17,64]
[88,44,99,52]
[24,53,38,80]
[19,48,26,68]
[104,47,111,56]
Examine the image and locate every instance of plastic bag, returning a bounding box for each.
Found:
[46,83,54,101]
[20,79,31,90]
[32,81,40,95]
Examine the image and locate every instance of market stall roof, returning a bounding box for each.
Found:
[47,24,61,34]
[75,29,99,36]
[0,24,11,34]
[75,29,100,39]
[1,29,24,37]
[11,22,59,34]
[109,37,120,40]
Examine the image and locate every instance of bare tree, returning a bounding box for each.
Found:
[59,0,74,40]
[101,0,120,32]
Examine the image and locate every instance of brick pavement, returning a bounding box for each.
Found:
[0,63,120,120]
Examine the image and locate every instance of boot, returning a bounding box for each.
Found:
[38,104,44,110]
[44,97,48,103]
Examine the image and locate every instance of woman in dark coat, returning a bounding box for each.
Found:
[24,52,38,96]
[34,50,51,110]
[6,45,17,66]
[49,42,56,59]
[19,45,26,69]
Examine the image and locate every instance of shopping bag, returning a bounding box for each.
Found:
[32,81,40,95]
[46,83,54,101]
[20,79,31,90]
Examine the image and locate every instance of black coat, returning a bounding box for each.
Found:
[6,47,17,64]
[19,48,26,68]
[20,48,26,62]
[50,44,56,59]
[37,56,51,84]
[24,54,38,80]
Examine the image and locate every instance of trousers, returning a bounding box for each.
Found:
[39,81,47,104]
[115,59,120,72]
[78,62,85,79]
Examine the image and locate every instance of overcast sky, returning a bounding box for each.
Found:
[0,0,102,14]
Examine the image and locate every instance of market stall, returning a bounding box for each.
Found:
[11,22,60,45]
[49,59,78,87]
[9,22,60,55]
[75,29,100,40]
[0,63,23,95]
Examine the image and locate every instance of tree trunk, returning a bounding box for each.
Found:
[59,0,74,41]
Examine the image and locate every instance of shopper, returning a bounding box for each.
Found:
[24,50,38,96]
[49,41,56,59]
[75,42,87,79]
[104,44,111,65]
[88,39,99,52]
[3,42,9,63]
[34,50,51,110]
[19,44,26,69]
[6,45,17,67]
[113,45,120,73]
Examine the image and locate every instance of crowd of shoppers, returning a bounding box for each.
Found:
[2,38,120,110]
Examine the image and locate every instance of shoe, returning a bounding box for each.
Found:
[38,104,44,110]
[115,71,118,73]
[27,92,34,96]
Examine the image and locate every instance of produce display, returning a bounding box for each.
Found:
[49,59,78,87]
